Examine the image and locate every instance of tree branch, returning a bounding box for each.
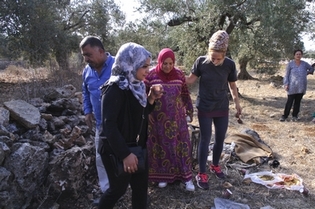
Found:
[63,10,90,31]
[167,15,198,26]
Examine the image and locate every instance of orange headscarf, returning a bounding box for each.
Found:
[155,48,181,82]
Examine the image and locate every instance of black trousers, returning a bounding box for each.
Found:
[197,112,229,173]
[98,143,148,209]
[283,93,304,118]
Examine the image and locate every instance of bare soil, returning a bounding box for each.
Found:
[1,67,315,209]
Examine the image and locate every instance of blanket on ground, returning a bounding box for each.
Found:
[225,133,273,164]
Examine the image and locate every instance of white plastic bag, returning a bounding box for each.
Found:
[244,171,304,191]
[211,197,250,209]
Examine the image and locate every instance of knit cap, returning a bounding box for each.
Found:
[209,30,229,52]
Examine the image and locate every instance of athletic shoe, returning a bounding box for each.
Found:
[195,173,209,190]
[158,182,167,188]
[292,117,299,122]
[210,164,225,179]
[279,116,287,122]
[185,180,195,191]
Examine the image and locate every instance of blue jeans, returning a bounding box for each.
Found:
[95,128,109,192]
[197,114,229,173]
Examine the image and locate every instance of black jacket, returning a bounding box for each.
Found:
[99,83,155,161]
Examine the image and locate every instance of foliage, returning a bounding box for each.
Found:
[0,0,314,76]
[0,0,60,65]
[136,0,314,78]
[0,0,125,69]
[74,0,125,55]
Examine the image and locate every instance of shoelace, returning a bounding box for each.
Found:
[199,174,208,182]
[212,166,222,173]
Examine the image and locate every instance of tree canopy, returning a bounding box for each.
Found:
[136,0,315,78]
[0,0,314,76]
[0,0,124,69]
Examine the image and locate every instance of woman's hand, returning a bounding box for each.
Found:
[235,103,242,116]
[148,114,154,124]
[148,84,164,104]
[123,153,138,173]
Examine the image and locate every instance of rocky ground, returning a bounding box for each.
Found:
[1,68,315,209]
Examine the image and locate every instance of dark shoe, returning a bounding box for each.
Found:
[292,116,299,122]
[210,164,225,179]
[279,116,287,122]
[195,173,209,190]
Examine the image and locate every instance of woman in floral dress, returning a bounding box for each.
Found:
[145,48,195,191]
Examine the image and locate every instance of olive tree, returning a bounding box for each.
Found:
[137,0,313,79]
[0,0,125,69]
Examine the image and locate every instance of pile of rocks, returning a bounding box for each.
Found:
[0,84,98,209]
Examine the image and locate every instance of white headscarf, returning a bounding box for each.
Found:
[108,42,151,107]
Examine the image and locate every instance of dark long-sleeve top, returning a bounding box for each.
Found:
[100,83,155,161]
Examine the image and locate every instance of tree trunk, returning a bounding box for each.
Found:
[237,57,255,80]
[55,51,69,71]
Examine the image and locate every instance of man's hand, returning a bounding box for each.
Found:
[85,113,94,130]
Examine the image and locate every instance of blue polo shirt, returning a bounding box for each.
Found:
[82,53,115,128]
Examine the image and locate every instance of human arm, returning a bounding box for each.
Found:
[102,85,150,174]
[147,84,164,104]
[283,63,291,91]
[101,85,131,160]
[82,70,94,129]
[228,81,242,115]
[85,114,94,130]
[180,71,194,122]
[185,73,198,85]
[144,72,160,123]
[307,63,314,75]
[186,56,203,85]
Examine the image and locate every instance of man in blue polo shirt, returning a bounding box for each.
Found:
[80,36,115,193]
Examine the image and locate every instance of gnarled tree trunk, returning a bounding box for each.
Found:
[237,57,256,80]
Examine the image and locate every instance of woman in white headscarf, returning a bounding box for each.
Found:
[186,30,242,190]
[98,42,163,209]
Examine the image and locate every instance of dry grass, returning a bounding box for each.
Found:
[1,66,315,208]
[0,65,82,103]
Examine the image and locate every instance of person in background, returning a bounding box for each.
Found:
[80,36,115,194]
[279,50,314,122]
[185,30,242,190]
[145,48,195,191]
[98,42,163,209]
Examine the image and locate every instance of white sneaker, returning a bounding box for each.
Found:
[158,182,167,188]
[185,180,195,191]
